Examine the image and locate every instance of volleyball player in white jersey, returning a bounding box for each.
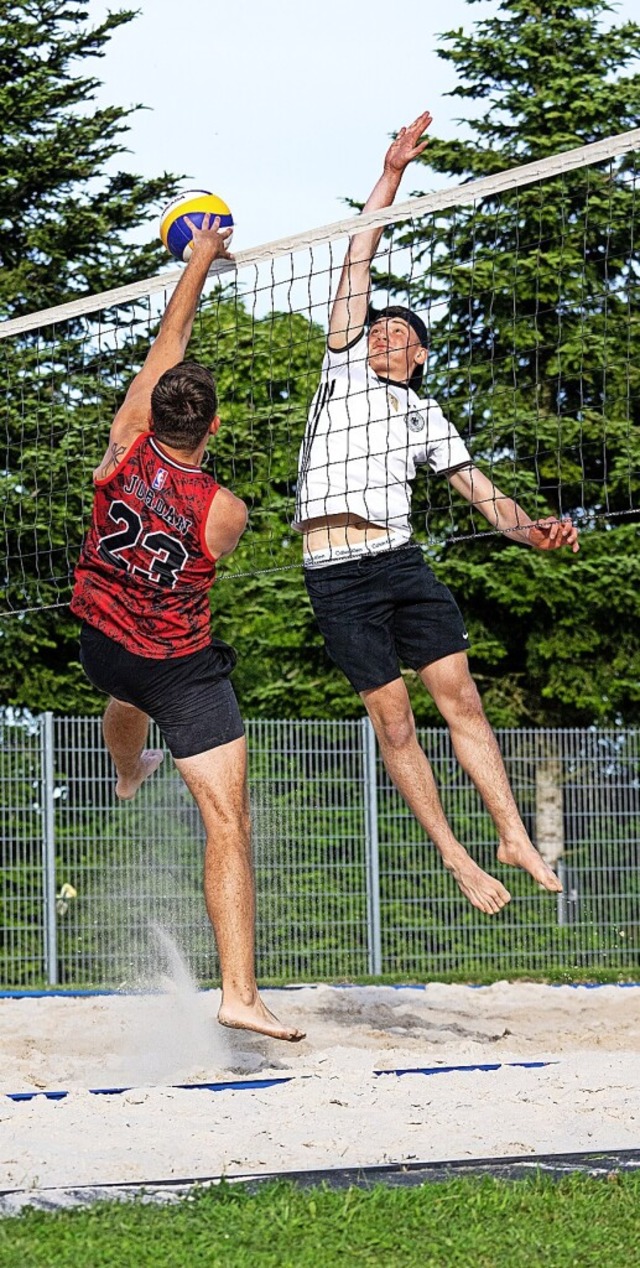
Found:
[294,111,579,916]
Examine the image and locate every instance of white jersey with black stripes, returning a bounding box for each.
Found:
[293,332,471,544]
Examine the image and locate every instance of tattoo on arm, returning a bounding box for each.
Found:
[99,442,126,479]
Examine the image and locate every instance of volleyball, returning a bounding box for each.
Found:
[159,190,234,262]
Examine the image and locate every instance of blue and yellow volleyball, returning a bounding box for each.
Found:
[159,190,234,262]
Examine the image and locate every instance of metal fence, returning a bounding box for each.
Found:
[1,714,638,987]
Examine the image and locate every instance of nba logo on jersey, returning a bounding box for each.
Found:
[152,467,168,491]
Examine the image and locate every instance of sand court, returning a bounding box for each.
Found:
[0,982,638,1194]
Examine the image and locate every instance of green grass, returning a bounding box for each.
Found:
[1,1174,640,1267]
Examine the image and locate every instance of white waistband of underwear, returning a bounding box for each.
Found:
[303,529,408,569]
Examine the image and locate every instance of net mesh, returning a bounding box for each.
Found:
[1,129,638,616]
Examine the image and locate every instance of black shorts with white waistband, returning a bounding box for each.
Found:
[79,623,245,760]
[304,544,470,695]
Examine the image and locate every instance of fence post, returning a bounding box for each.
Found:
[41,711,58,986]
[362,717,382,976]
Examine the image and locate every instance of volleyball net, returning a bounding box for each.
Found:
[1,127,639,616]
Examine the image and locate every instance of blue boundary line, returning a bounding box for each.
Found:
[4,1062,560,1101]
[375,1060,560,1077]
[1,982,639,999]
[5,1077,293,1102]
[0,989,155,999]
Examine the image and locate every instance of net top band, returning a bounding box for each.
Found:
[1,127,639,341]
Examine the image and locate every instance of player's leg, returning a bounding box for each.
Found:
[391,550,561,893]
[78,624,164,800]
[361,676,510,915]
[174,735,304,1042]
[129,645,304,1042]
[306,552,510,915]
[102,697,164,800]
[419,652,562,893]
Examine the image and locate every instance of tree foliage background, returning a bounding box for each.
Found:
[0,0,182,708]
[376,0,640,726]
[1,0,639,726]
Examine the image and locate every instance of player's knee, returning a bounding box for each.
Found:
[218,801,250,836]
[445,676,484,722]
[374,710,416,751]
[205,806,251,856]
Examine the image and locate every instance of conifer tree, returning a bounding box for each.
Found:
[380,0,640,724]
[0,1,181,707]
[0,1,176,316]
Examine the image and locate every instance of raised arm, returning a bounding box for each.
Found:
[97,216,233,477]
[328,111,432,351]
[448,466,580,552]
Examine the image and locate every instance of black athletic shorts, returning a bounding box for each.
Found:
[79,623,245,760]
[304,544,470,694]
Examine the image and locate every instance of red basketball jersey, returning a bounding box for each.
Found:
[72,433,221,657]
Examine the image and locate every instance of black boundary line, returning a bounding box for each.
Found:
[2,1148,640,1201]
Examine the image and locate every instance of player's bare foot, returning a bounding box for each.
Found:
[218,995,306,1043]
[115,749,164,800]
[446,854,511,915]
[497,835,563,892]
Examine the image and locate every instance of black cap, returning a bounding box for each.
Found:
[368,304,428,393]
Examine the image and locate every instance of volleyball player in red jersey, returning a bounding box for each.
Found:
[72,215,304,1042]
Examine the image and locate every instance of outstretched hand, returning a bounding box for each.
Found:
[183,213,234,263]
[383,110,433,175]
[528,516,580,553]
